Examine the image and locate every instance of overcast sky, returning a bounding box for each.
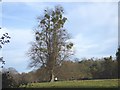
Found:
[0,0,118,73]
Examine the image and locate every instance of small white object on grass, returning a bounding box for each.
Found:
[55,77,58,81]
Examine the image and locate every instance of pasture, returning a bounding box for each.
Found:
[21,79,118,88]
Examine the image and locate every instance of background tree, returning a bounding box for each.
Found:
[116,46,120,79]
[2,67,19,88]
[28,5,73,82]
[116,46,120,62]
[102,56,113,79]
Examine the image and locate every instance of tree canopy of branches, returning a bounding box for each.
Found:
[0,32,11,68]
[28,5,73,82]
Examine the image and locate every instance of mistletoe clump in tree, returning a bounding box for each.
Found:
[28,5,74,82]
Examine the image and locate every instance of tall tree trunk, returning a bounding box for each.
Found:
[50,70,54,82]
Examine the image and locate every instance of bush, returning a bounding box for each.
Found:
[2,71,18,88]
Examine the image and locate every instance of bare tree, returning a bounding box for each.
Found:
[28,5,74,82]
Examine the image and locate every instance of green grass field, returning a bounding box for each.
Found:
[21,79,118,88]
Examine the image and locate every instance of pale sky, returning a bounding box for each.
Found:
[0,0,118,73]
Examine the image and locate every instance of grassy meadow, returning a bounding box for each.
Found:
[21,79,118,88]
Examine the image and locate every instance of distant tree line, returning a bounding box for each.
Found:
[1,55,118,88]
[29,56,118,81]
